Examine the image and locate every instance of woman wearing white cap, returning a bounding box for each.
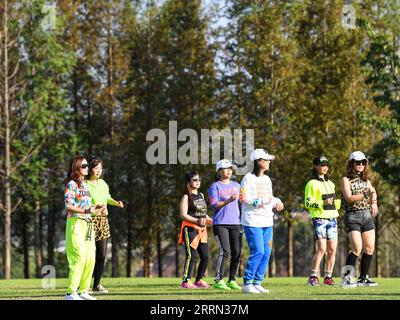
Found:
[208,159,242,290]
[239,149,284,293]
[340,151,379,287]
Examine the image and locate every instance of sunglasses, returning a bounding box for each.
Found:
[355,160,367,166]
[81,164,89,169]
[191,178,201,182]
[320,163,329,167]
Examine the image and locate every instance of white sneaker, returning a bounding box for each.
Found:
[253,284,270,293]
[242,284,260,294]
[92,284,109,294]
[79,292,97,300]
[65,293,84,300]
[341,275,357,289]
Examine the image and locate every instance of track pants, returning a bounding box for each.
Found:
[182,226,209,282]
[213,224,242,282]
[66,218,96,294]
[243,226,273,285]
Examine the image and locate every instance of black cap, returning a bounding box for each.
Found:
[313,155,329,165]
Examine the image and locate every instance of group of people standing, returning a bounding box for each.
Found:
[178,148,284,294]
[179,149,379,294]
[63,148,379,299]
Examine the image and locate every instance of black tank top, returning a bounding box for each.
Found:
[187,193,207,218]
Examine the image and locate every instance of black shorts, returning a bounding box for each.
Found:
[344,209,375,233]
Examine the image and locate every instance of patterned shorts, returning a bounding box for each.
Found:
[92,216,111,241]
[312,218,338,240]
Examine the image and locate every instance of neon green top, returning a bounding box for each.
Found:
[304,178,339,219]
[86,179,119,214]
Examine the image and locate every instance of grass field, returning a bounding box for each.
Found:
[0,277,400,300]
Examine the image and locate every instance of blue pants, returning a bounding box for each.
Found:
[243,226,273,285]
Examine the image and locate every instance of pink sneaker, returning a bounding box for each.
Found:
[181,280,197,289]
[194,279,210,288]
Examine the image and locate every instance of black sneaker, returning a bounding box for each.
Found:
[357,275,378,287]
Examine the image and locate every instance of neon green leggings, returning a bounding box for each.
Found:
[66,218,95,294]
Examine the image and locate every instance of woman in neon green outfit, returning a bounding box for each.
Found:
[86,156,124,294]
[304,156,340,287]
[64,155,105,300]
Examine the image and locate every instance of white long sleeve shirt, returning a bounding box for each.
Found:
[239,172,282,227]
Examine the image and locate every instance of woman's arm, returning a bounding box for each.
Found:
[239,175,261,207]
[180,195,202,225]
[304,181,324,209]
[368,180,379,217]
[108,198,124,208]
[340,177,364,204]
[208,185,237,211]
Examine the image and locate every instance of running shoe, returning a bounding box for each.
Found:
[227,280,241,290]
[194,279,210,288]
[357,275,378,287]
[65,293,84,300]
[341,274,357,288]
[79,292,96,300]
[253,284,269,293]
[307,275,320,286]
[92,284,109,294]
[323,277,335,286]
[242,284,260,294]
[213,279,231,290]
[181,280,197,289]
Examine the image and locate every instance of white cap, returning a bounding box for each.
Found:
[216,159,236,172]
[250,149,275,161]
[349,151,368,161]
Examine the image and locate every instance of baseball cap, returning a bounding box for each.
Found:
[250,149,275,161]
[216,159,236,172]
[349,151,368,162]
[313,155,329,166]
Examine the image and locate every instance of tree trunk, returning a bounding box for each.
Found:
[35,200,43,278]
[0,220,3,277]
[268,244,276,278]
[157,229,163,277]
[126,217,132,278]
[375,213,381,277]
[47,196,55,266]
[110,216,119,277]
[287,219,293,277]
[3,0,12,279]
[175,235,180,278]
[22,210,30,279]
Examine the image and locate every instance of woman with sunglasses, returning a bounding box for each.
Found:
[208,159,242,291]
[239,149,284,294]
[178,171,212,289]
[86,156,124,294]
[305,156,340,286]
[64,155,105,300]
[340,151,379,287]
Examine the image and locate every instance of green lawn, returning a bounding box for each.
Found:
[0,277,399,300]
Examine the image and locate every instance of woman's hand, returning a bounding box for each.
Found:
[371,203,379,217]
[275,202,284,212]
[324,198,334,206]
[94,205,107,216]
[117,201,124,208]
[197,218,207,227]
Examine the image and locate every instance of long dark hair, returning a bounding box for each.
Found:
[346,160,369,181]
[65,155,86,187]
[184,171,200,207]
[252,160,262,177]
[311,167,329,180]
[89,156,103,178]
